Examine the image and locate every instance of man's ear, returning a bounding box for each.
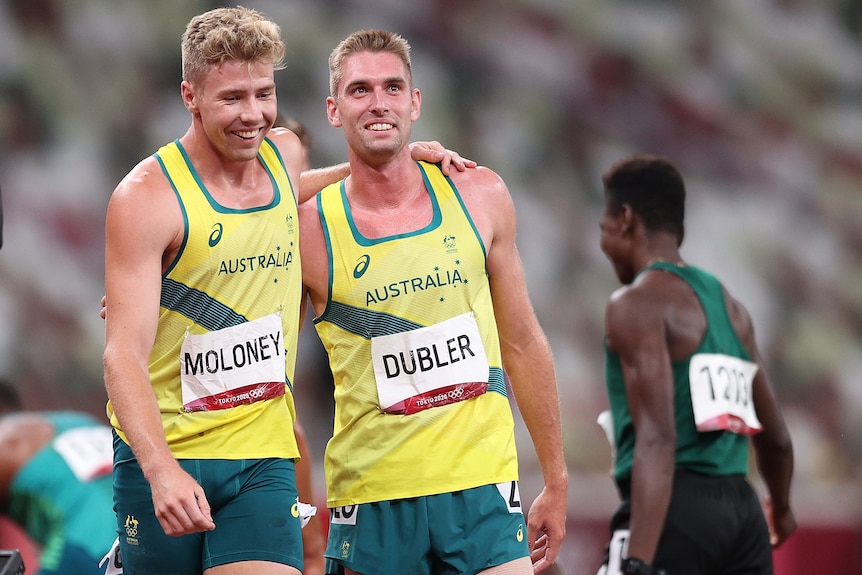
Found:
[410,88,421,122]
[620,203,636,236]
[326,96,342,128]
[181,80,197,114]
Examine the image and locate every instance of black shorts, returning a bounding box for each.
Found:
[600,470,773,575]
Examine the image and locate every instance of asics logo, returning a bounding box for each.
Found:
[209,223,224,247]
[353,254,370,279]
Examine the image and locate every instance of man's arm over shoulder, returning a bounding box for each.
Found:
[457,167,567,571]
[298,197,329,317]
[292,136,478,206]
[267,127,326,205]
[724,289,796,547]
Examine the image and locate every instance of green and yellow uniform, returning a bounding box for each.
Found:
[315,162,528,575]
[109,138,305,575]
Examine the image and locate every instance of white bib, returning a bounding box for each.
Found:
[52,426,113,482]
[180,312,286,412]
[689,353,762,435]
[371,312,489,414]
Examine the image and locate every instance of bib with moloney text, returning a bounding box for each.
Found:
[180,312,286,412]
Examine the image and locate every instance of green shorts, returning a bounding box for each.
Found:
[113,433,303,574]
[324,481,529,575]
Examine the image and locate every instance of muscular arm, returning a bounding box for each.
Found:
[299,164,351,203]
[466,168,567,572]
[726,292,796,547]
[605,281,677,564]
[103,161,214,536]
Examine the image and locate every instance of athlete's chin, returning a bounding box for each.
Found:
[362,140,404,161]
[227,145,263,163]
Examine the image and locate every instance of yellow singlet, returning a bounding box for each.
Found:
[107,138,301,460]
[315,161,519,506]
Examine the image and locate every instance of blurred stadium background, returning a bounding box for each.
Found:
[0,0,860,573]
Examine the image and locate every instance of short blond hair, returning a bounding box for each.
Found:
[181,6,286,85]
[328,29,412,97]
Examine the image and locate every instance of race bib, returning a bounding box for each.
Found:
[52,426,114,482]
[689,353,762,435]
[180,312,286,412]
[330,505,358,526]
[371,312,489,414]
[495,481,523,514]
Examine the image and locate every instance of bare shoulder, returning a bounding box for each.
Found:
[606,275,672,347]
[606,283,645,323]
[106,155,184,255]
[447,165,513,244]
[722,284,756,348]
[268,126,301,142]
[267,128,304,170]
[447,164,509,201]
[110,155,174,208]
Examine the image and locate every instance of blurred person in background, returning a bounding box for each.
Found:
[0,379,117,575]
[102,7,472,575]
[299,29,568,575]
[597,154,796,575]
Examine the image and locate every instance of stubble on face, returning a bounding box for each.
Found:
[333,52,418,164]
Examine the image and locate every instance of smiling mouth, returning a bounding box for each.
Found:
[366,122,394,132]
[233,129,261,140]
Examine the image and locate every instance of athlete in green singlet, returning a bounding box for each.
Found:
[597,154,796,575]
[0,380,116,575]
